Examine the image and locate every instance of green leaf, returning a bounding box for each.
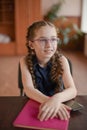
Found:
[63,36,69,44]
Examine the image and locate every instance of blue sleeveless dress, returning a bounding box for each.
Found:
[33,57,64,96]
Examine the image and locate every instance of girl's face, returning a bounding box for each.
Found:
[29,25,58,64]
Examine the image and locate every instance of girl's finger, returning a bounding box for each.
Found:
[59,105,70,120]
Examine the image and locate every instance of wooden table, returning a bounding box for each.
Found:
[0,96,87,130]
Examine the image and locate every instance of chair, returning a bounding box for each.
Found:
[67,58,73,75]
[18,58,73,96]
[18,63,24,96]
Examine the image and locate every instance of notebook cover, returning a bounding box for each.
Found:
[13,99,69,130]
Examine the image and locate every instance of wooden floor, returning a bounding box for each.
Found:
[0,51,87,96]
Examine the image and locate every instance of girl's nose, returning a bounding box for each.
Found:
[45,39,52,47]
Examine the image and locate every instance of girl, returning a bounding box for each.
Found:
[20,20,77,121]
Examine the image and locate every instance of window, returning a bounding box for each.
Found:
[81,0,87,33]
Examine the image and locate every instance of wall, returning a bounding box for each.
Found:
[84,35,87,56]
[81,0,87,56]
[41,0,81,16]
[41,0,83,51]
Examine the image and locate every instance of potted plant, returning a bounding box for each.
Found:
[44,1,83,50]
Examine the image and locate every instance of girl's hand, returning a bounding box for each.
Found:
[37,96,61,121]
[38,96,71,121]
[56,104,71,120]
[38,96,60,121]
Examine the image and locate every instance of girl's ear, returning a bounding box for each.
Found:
[28,41,34,49]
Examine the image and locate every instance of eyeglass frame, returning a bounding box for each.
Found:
[30,37,60,46]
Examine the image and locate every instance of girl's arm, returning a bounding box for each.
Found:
[38,56,77,121]
[20,56,77,121]
[20,57,49,104]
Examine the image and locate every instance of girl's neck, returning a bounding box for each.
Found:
[39,63,47,68]
[38,59,50,68]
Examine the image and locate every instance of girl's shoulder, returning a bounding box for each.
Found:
[19,56,27,69]
[59,55,70,70]
[59,55,68,63]
[20,56,26,64]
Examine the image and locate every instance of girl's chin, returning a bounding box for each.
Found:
[43,53,54,58]
[44,50,54,54]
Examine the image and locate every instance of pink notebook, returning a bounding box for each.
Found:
[13,99,69,130]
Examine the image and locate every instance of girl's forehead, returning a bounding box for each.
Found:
[35,26,57,37]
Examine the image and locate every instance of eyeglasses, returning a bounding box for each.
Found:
[31,38,60,46]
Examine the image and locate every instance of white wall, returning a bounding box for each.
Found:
[81,0,87,33]
[41,0,81,16]
[81,0,87,56]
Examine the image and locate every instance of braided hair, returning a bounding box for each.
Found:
[25,20,63,92]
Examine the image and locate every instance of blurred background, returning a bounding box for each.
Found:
[0,0,87,96]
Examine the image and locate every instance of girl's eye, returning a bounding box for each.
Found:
[51,38,57,42]
[40,39,46,42]
[32,38,59,44]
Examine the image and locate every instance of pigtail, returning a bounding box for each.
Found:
[50,48,63,92]
[25,26,37,88]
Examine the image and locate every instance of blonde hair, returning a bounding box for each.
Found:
[25,20,63,92]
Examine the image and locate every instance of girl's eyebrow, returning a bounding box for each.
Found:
[38,36,57,39]
[38,36,46,38]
